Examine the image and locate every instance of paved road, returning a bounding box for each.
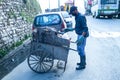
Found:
[2,16,120,80]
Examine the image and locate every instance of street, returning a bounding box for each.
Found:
[2,16,120,80]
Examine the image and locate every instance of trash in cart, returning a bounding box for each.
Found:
[27,27,73,74]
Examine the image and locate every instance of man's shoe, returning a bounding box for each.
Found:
[76,65,86,70]
[77,55,86,65]
[77,62,86,65]
[76,55,86,70]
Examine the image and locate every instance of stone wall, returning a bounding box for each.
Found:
[0,0,41,79]
[0,0,32,51]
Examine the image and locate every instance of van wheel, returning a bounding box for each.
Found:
[108,15,113,19]
[96,16,100,18]
[95,15,100,18]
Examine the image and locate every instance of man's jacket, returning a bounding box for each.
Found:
[75,13,89,37]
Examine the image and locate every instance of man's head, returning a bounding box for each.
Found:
[69,6,78,16]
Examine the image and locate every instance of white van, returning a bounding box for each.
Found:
[91,0,119,18]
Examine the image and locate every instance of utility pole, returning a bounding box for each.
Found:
[49,0,50,9]
[58,0,61,11]
[73,0,75,6]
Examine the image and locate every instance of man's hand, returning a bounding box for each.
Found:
[76,35,84,45]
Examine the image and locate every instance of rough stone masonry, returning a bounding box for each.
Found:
[0,0,32,50]
[0,0,39,79]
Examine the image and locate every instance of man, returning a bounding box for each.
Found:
[66,6,89,70]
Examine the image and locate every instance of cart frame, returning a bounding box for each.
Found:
[27,40,69,73]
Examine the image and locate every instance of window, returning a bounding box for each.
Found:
[101,0,117,4]
[34,14,61,26]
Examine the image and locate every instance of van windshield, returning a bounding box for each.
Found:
[101,0,117,4]
[34,14,61,26]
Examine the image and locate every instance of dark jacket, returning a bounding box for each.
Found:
[75,13,89,37]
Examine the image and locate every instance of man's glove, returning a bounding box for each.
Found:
[63,28,74,33]
[76,35,84,45]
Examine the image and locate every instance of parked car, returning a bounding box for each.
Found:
[60,11,73,28]
[32,12,67,32]
[32,12,71,40]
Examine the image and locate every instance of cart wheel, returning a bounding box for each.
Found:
[27,49,54,73]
